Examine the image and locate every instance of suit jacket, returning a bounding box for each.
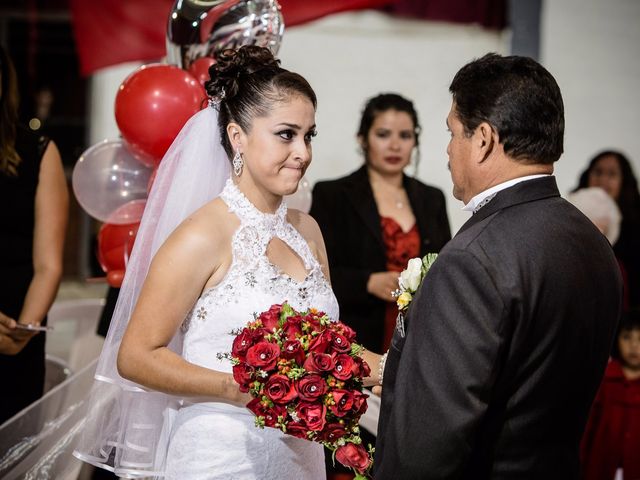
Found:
[309,166,451,352]
[374,177,623,479]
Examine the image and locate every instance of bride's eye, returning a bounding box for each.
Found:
[304,130,317,144]
[277,129,295,141]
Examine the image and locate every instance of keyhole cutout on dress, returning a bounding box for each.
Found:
[266,237,310,283]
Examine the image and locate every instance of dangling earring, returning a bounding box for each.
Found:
[232,151,243,176]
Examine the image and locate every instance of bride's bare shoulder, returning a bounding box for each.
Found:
[287,208,322,242]
[287,209,329,274]
[161,197,237,260]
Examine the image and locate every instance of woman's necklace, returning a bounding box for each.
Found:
[371,177,407,210]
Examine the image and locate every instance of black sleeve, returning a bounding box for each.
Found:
[310,182,375,310]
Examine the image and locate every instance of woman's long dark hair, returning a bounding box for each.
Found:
[0,44,21,176]
[575,150,640,226]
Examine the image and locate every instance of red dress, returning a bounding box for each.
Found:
[580,360,640,480]
[380,217,420,351]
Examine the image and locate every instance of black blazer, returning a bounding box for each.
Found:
[309,166,451,352]
[375,177,623,479]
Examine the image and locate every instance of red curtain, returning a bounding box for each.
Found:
[70,0,505,76]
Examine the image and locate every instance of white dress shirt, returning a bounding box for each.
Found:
[463,174,552,214]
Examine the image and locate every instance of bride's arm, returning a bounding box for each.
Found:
[117,205,248,406]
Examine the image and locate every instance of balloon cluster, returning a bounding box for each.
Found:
[72,1,308,287]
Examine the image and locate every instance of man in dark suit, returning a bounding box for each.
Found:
[374,54,623,479]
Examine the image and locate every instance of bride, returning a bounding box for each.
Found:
[74,46,354,479]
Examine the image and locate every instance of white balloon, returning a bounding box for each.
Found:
[284,177,312,213]
[72,139,152,224]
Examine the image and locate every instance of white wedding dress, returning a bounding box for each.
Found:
[162,179,339,479]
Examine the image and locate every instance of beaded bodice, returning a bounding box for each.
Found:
[181,179,339,372]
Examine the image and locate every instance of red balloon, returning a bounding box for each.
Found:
[188,57,216,88]
[106,270,125,288]
[97,222,140,278]
[115,64,206,166]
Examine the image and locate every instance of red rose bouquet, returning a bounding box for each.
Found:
[223,302,373,478]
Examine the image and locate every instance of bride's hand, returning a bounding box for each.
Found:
[221,373,253,407]
[231,389,252,408]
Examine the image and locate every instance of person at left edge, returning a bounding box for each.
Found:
[0,45,68,425]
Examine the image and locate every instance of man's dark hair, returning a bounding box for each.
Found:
[449,53,564,165]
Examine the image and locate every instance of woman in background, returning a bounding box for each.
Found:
[575,150,640,309]
[310,93,450,354]
[0,45,68,424]
[311,92,450,480]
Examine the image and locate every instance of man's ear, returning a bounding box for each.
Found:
[474,121,497,163]
[226,122,244,151]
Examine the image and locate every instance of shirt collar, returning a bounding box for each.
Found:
[463,174,552,214]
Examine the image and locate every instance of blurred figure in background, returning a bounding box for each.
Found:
[566,187,621,244]
[310,93,450,354]
[575,151,640,309]
[566,187,628,308]
[0,45,68,424]
[580,309,640,480]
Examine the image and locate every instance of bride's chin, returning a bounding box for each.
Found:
[278,172,303,192]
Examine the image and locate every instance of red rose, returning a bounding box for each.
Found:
[259,304,282,331]
[232,328,256,361]
[335,443,371,474]
[353,356,371,378]
[246,341,281,371]
[232,364,255,392]
[281,339,305,366]
[329,389,354,417]
[309,330,332,353]
[303,352,335,373]
[264,374,298,404]
[333,321,356,341]
[352,390,368,416]
[319,422,347,443]
[332,354,355,381]
[282,315,303,340]
[303,313,322,332]
[247,398,286,428]
[296,374,327,401]
[285,421,309,439]
[329,332,351,353]
[296,401,327,431]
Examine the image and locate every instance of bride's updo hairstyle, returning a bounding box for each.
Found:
[206,45,317,159]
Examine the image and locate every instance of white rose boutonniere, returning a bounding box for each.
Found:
[393,253,438,313]
[399,257,423,292]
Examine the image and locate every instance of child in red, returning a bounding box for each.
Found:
[581,310,640,480]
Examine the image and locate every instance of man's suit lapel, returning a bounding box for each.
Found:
[457,176,561,236]
[345,166,385,250]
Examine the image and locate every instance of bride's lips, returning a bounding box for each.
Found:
[282,165,304,175]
